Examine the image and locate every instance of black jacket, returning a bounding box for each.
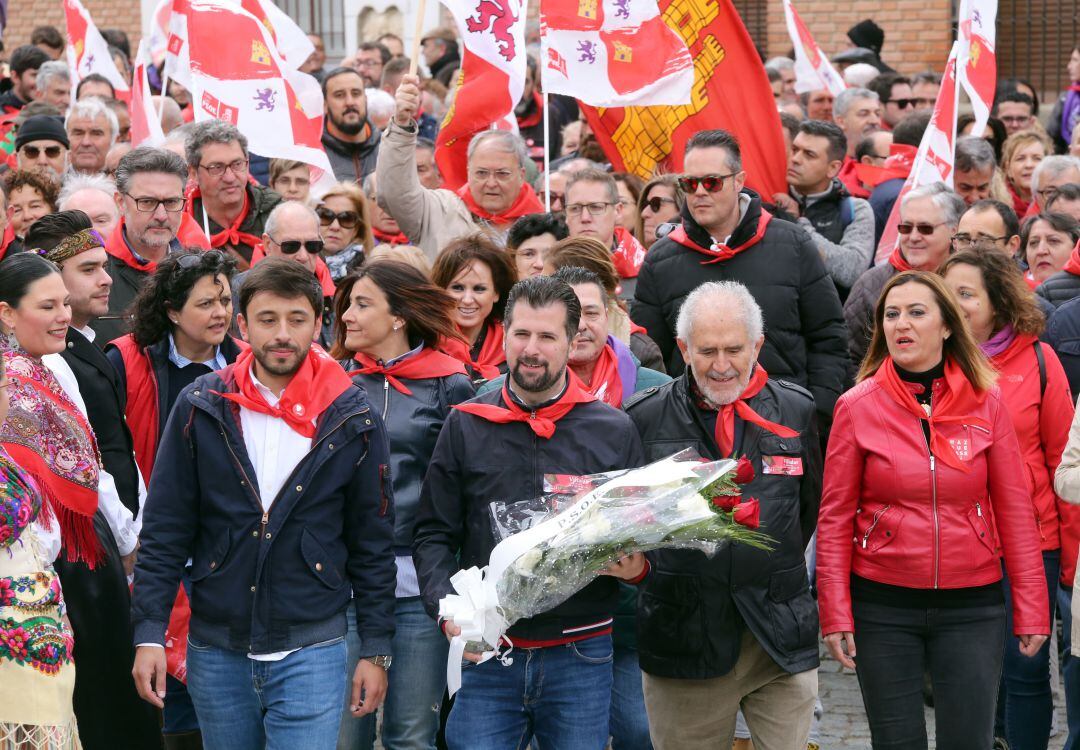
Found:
[625,374,822,679]
[91,254,153,345]
[322,123,381,185]
[1036,270,1080,310]
[1048,295,1080,402]
[131,367,397,656]
[631,190,848,427]
[843,261,897,374]
[413,386,645,642]
[429,48,461,88]
[188,183,282,267]
[347,365,475,549]
[60,328,140,516]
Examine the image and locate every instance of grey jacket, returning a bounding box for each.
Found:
[794,181,876,291]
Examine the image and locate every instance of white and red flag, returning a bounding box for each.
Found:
[129,40,166,148]
[238,0,315,70]
[540,0,692,106]
[184,0,335,193]
[163,0,193,91]
[957,0,997,136]
[64,0,131,101]
[147,0,173,65]
[435,0,528,189]
[874,43,960,263]
[782,0,845,97]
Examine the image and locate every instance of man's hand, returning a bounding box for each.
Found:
[121,549,138,578]
[771,192,800,216]
[132,645,168,708]
[1019,634,1049,658]
[601,552,646,581]
[824,631,856,670]
[443,618,484,663]
[394,74,422,127]
[349,659,388,717]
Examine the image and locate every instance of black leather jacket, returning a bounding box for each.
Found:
[625,374,822,679]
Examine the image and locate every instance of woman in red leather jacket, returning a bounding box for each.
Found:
[817,270,1050,748]
[942,250,1077,750]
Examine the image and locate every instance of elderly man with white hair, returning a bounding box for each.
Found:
[765,57,798,105]
[65,96,118,175]
[381,73,544,260]
[58,172,121,237]
[1031,155,1080,214]
[34,59,71,112]
[625,279,822,750]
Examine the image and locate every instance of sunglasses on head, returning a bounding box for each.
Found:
[21,144,63,159]
[641,196,676,212]
[897,222,947,236]
[676,173,738,193]
[316,206,360,229]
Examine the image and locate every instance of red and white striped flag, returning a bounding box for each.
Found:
[435,0,528,189]
[957,0,997,136]
[782,0,845,97]
[540,0,692,106]
[129,40,166,147]
[874,43,960,263]
[64,0,131,101]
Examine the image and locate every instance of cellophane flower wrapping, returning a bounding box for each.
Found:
[468,449,772,649]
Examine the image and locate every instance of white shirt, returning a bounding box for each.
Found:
[238,367,313,660]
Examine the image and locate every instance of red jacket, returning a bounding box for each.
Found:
[817,377,1050,637]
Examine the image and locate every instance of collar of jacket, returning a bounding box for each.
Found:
[667,373,783,460]
[321,121,381,157]
[145,334,244,371]
[676,188,769,252]
[790,178,848,209]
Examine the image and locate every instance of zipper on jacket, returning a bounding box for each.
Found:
[861,505,892,549]
[222,429,263,515]
[918,418,940,588]
[382,378,391,419]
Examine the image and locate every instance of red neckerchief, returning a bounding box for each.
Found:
[373,227,409,245]
[0,348,102,567]
[854,143,917,188]
[611,226,647,278]
[103,216,210,273]
[453,372,596,439]
[440,322,506,379]
[873,356,989,472]
[249,243,336,298]
[702,365,798,457]
[667,209,772,265]
[583,343,623,408]
[629,321,648,336]
[352,347,467,395]
[186,183,262,251]
[1007,181,1031,217]
[0,224,15,261]
[1063,239,1080,276]
[217,346,353,438]
[516,91,544,129]
[456,182,544,225]
[837,157,871,198]
[888,245,913,272]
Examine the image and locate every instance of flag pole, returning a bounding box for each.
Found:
[409,0,427,76]
[158,70,171,126]
[543,91,550,212]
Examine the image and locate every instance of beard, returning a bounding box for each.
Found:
[253,341,306,377]
[691,362,752,408]
[510,356,565,395]
[578,132,607,163]
[330,108,366,136]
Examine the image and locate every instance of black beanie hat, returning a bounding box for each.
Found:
[14,115,70,151]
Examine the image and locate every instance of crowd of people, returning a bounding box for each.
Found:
[1,15,1080,750]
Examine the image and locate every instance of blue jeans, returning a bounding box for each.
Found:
[162,674,200,734]
[1059,582,1080,750]
[610,644,652,750]
[446,634,614,750]
[186,635,347,750]
[338,598,449,749]
[997,549,1060,750]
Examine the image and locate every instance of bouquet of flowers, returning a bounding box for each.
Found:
[439,449,770,693]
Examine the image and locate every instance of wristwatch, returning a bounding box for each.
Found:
[364,654,392,670]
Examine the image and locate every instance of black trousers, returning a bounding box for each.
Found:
[852,596,1006,749]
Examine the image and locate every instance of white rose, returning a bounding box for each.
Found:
[512,548,543,577]
[676,492,711,522]
[577,515,613,545]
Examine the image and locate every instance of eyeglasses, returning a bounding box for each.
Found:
[549,192,565,209]
[174,249,227,271]
[471,168,517,183]
[677,173,739,193]
[886,98,916,109]
[268,235,324,255]
[952,233,1009,249]
[641,196,677,213]
[565,201,615,217]
[316,206,361,229]
[198,159,249,177]
[897,221,948,236]
[125,193,187,213]
[1036,187,1061,202]
[20,144,64,159]
[912,98,935,109]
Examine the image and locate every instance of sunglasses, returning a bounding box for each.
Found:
[21,144,64,159]
[897,222,948,236]
[641,196,677,213]
[676,173,738,193]
[316,206,361,229]
[887,98,916,109]
[268,236,324,255]
[175,250,227,270]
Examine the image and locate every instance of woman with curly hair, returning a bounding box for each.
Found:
[4,169,59,239]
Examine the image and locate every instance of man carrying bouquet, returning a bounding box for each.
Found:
[625,280,823,749]
[413,275,646,750]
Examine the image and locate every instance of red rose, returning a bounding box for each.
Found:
[734,457,755,485]
[711,494,739,511]
[733,498,760,529]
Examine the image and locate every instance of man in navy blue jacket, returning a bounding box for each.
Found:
[131,259,397,749]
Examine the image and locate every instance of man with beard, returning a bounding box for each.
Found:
[132,259,397,749]
[321,67,382,184]
[356,42,391,88]
[380,74,544,260]
[25,211,163,750]
[625,281,822,749]
[96,146,211,343]
[414,275,646,749]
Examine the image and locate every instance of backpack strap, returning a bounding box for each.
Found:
[839,196,854,229]
[1034,340,1047,398]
